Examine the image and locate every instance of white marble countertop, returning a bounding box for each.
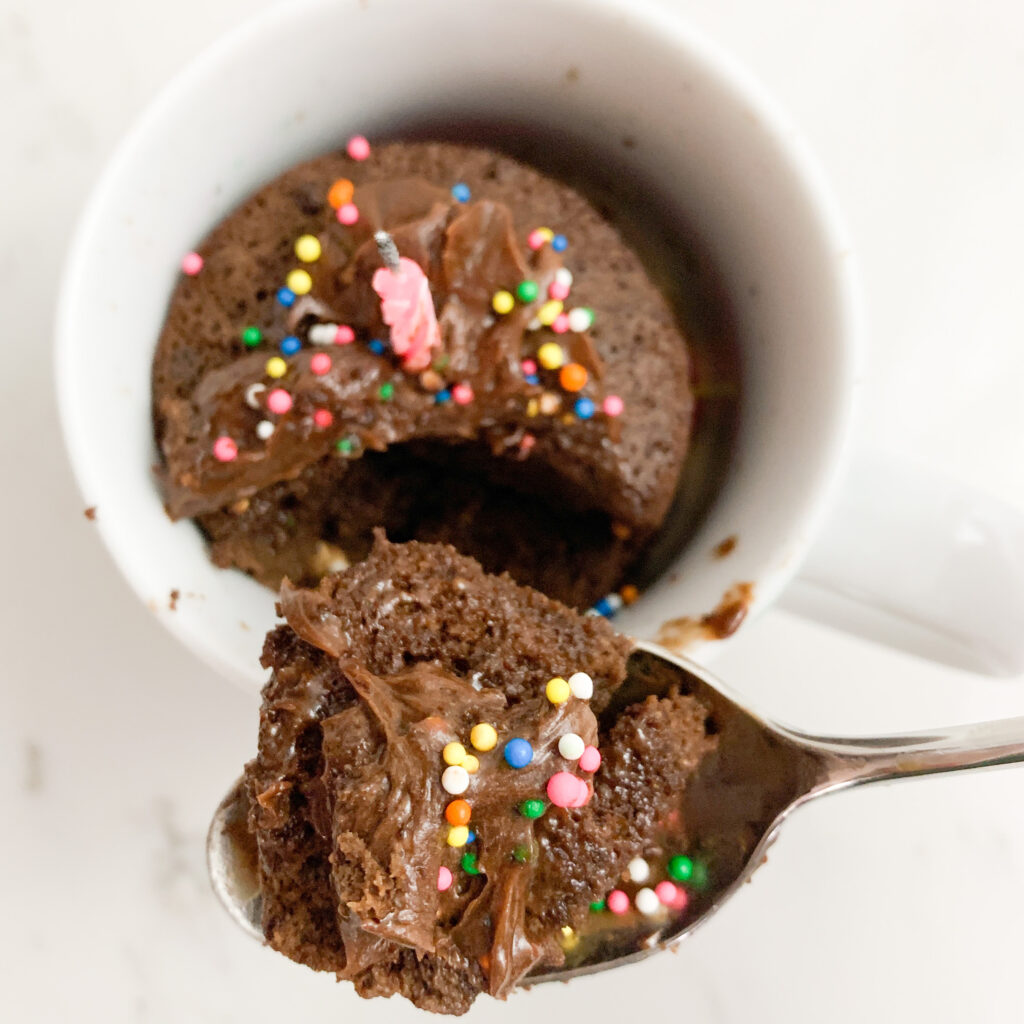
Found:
[4,0,1024,1020]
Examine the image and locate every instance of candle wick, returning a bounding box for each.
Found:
[375,231,401,274]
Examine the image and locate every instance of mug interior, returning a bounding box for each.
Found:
[56,0,859,692]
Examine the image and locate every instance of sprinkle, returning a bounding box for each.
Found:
[559,926,579,951]
[266,389,292,415]
[516,280,539,303]
[519,799,545,819]
[567,671,593,700]
[627,857,650,883]
[313,409,333,428]
[310,352,332,375]
[451,383,474,405]
[346,134,371,160]
[308,324,336,345]
[451,182,471,202]
[527,317,542,331]
[280,335,301,355]
[545,676,571,704]
[524,374,539,386]
[555,267,574,287]
[447,825,470,848]
[335,437,355,455]
[435,389,451,404]
[552,233,568,252]
[603,394,625,417]
[690,861,709,889]
[526,398,539,417]
[552,313,570,334]
[245,383,266,409]
[286,269,313,295]
[568,307,595,333]
[265,357,288,379]
[337,203,360,225]
[528,227,554,250]
[519,433,536,455]
[589,900,605,912]
[547,771,588,808]
[213,436,237,462]
[181,252,203,275]
[504,738,533,769]
[461,851,481,875]
[655,881,681,906]
[379,382,395,401]
[441,765,470,795]
[368,338,387,355]
[521,359,538,375]
[491,290,515,315]
[578,745,601,772]
[335,325,355,345]
[667,855,693,883]
[419,369,444,392]
[539,392,561,415]
[443,742,467,766]
[611,522,632,540]
[635,887,661,916]
[277,286,297,308]
[466,830,477,844]
[557,733,585,760]
[242,325,262,347]
[294,234,321,263]
[537,342,565,370]
[605,593,624,613]
[513,845,532,863]
[537,299,563,326]
[462,754,481,774]
[470,723,497,751]
[548,280,570,301]
[607,890,629,915]
[445,800,472,826]
[620,583,640,605]
[593,596,615,617]
[438,866,453,892]
[559,363,588,392]
[328,178,354,208]
[574,396,596,419]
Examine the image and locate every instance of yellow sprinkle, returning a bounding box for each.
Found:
[559,925,579,950]
[539,392,561,415]
[443,742,467,766]
[461,754,480,774]
[526,398,539,418]
[536,342,565,370]
[294,234,322,263]
[537,300,563,326]
[470,723,497,751]
[447,825,470,847]
[286,268,313,295]
[561,413,576,426]
[265,357,288,379]
[546,676,571,704]
[538,227,555,243]
[492,290,515,315]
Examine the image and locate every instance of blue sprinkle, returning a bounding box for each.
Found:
[551,234,568,252]
[280,335,301,355]
[276,287,296,307]
[435,389,451,404]
[504,738,534,769]
[368,338,387,355]
[574,396,596,419]
[524,374,539,386]
[466,830,477,844]
[593,597,615,618]
[451,182,471,203]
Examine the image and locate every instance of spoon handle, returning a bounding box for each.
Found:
[788,716,1024,796]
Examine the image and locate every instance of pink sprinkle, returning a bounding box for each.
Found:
[346,135,371,161]
[452,383,474,405]
[266,388,293,415]
[602,394,625,417]
[552,313,570,334]
[519,433,536,454]
[528,229,548,251]
[212,436,237,462]
[607,890,629,915]
[568,777,590,807]
[548,280,570,301]
[579,745,601,772]
[181,251,203,276]
[310,353,332,375]
[521,359,537,376]
[337,203,360,225]
[313,409,333,428]
[438,866,453,892]
[669,886,689,911]
[655,881,680,906]
[335,325,355,345]
[547,771,584,808]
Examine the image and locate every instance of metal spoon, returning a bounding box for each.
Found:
[208,640,1024,983]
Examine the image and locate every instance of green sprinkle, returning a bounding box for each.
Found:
[516,280,539,303]
[242,325,262,347]
[519,799,545,820]
[461,852,481,875]
[512,845,531,863]
[378,382,395,401]
[667,855,693,882]
[335,437,354,455]
[432,354,451,372]
[690,860,709,889]
[589,900,605,913]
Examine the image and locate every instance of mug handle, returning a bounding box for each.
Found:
[778,448,1024,676]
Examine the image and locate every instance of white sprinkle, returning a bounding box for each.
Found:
[255,420,275,440]
[245,383,266,409]
[557,733,585,761]
[481,315,496,328]
[308,323,338,345]
[567,307,594,333]
[441,765,470,795]
[627,857,650,883]
[605,593,624,613]
[568,672,593,700]
[555,267,574,287]
[527,317,542,331]
[635,887,660,916]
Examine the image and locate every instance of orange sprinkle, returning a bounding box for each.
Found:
[445,799,472,826]
[328,178,354,208]
[479,953,491,974]
[619,583,640,605]
[559,363,588,392]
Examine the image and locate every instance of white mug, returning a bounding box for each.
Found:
[55,0,1024,694]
